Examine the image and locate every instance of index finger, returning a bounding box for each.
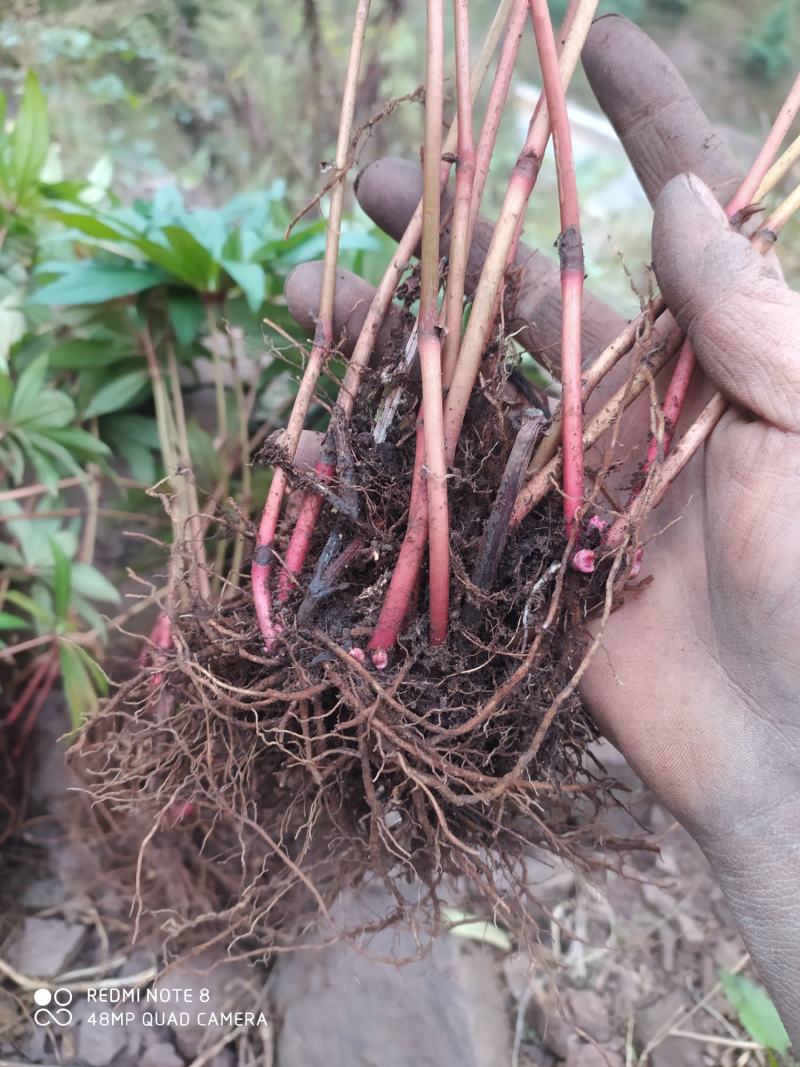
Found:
[582,15,741,206]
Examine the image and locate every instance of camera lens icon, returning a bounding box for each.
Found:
[33,987,73,1026]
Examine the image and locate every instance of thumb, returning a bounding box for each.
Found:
[652,173,800,432]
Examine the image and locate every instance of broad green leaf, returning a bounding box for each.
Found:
[720,971,790,1054]
[441,907,512,951]
[10,71,49,204]
[29,260,170,305]
[162,225,219,290]
[83,369,148,418]
[10,353,48,420]
[49,339,130,369]
[59,641,99,727]
[0,612,31,631]
[221,260,265,313]
[16,388,75,429]
[4,588,54,627]
[168,292,205,345]
[47,427,110,458]
[48,537,72,623]
[24,431,85,482]
[71,563,121,605]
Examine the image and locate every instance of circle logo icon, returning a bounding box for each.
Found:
[33,987,73,1027]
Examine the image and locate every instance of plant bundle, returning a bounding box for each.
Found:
[74,4,800,957]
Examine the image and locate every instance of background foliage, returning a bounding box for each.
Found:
[0,0,798,721]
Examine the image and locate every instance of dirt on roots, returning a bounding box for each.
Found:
[69,341,643,964]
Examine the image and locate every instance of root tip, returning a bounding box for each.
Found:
[571,548,596,574]
[371,649,389,670]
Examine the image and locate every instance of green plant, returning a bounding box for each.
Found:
[0,67,386,732]
[742,0,795,84]
[720,971,794,1065]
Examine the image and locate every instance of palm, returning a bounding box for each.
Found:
[285,15,800,840]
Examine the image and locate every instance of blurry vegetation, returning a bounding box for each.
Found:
[0,69,386,726]
[0,0,798,726]
[720,971,795,1066]
[741,0,795,85]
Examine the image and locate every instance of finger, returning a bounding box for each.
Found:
[653,173,800,431]
[294,429,324,473]
[284,262,413,363]
[582,15,741,207]
[356,157,625,372]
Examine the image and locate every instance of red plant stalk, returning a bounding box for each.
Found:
[252,0,371,647]
[466,0,529,270]
[442,0,599,465]
[270,1,516,622]
[529,0,584,538]
[418,0,450,646]
[442,0,476,385]
[640,73,800,476]
[368,422,427,666]
[368,0,597,663]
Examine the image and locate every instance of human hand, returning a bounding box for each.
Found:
[284,14,800,1041]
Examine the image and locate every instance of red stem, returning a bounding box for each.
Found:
[6,655,51,727]
[251,0,371,649]
[368,423,428,662]
[529,0,584,537]
[468,0,529,240]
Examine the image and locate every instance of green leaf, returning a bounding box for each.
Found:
[71,563,121,605]
[29,260,170,306]
[168,292,205,345]
[10,353,48,421]
[15,388,75,429]
[48,537,72,623]
[720,971,790,1054]
[71,641,109,696]
[221,260,265,313]
[0,612,31,632]
[46,427,111,459]
[59,641,99,727]
[4,588,54,627]
[162,225,219,290]
[441,907,512,951]
[11,71,49,204]
[49,338,136,370]
[83,369,148,418]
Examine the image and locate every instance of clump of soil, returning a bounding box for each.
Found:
[70,342,630,962]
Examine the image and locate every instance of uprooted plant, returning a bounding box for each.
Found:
[72,2,800,959]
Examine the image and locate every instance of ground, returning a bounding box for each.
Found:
[0,693,763,1067]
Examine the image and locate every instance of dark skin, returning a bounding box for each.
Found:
[284,16,800,1043]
